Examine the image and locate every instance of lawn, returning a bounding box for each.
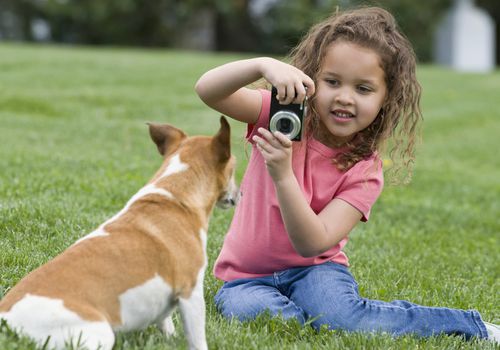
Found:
[0,43,498,349]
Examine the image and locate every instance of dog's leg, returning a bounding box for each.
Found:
[158,313,176,337]
[178,270,207,350]
[65,323,115,350]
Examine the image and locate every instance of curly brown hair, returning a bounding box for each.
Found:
[288,6,422,184]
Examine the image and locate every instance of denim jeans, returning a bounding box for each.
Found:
[214,262,488,339]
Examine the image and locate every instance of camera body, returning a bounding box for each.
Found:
[269,86,307,141]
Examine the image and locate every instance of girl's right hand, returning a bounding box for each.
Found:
[195,57,315,125]
[258,57,315,105]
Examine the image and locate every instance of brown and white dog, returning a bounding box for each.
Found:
[0,117,238,350]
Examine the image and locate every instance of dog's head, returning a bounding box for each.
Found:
[148,116,239,211]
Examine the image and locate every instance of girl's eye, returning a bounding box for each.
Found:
[357,85,372,93]
[325,79,339,86]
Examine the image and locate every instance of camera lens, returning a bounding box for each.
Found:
[269,111,301,140]
[277,119,292,133]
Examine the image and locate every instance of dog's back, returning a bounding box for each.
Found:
[0,117,238,350]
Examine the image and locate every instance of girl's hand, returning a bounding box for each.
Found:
[257,58,315,105]
[252,127,293,182]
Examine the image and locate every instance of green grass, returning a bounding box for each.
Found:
[0,43,498,349]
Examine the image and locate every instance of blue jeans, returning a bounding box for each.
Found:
[214,262,488,339]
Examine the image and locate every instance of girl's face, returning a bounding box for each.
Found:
[312,41,387,147]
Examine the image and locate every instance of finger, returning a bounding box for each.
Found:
[257,127,274,140]
[257,128,282,148]
[255,142,267,154]
[252,134,266,147]
[273,131,293,148]
[302,75,316,97]
[292,82,307,104]
[252,134,274,153]
[276,85,286,103]
[258,128,283,152]
[256,143,273,165]
[283,84,296,105]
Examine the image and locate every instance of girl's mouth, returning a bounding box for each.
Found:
[332,110,355,122]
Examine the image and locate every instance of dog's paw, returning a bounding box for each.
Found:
[160,315,176,337]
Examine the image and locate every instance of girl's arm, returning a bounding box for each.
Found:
[275,177,362,257]
[195,57,315,124]
[253,128,362,258]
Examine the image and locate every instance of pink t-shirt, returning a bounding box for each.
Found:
[214,89,384,281]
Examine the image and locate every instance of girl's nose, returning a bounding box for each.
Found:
[335,88,354,105]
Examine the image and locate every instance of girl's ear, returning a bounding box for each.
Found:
[211,116,231,163]
[147,123,187,157]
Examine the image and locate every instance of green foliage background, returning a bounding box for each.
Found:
[5,0,499,62]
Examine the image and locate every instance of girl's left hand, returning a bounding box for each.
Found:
[252,127,293,182]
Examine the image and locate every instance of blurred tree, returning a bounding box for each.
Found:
[44,0,175,46]
[347,0,453,61]
[249,0,341,54]
[3,0,496,64]
[0,0,44,41]
[213,0,344,53]
[215,0,262,52]
[215,0,456,61]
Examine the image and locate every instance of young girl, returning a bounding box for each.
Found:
[195,7,498,342]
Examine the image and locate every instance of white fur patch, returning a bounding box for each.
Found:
[1,294,114,350]
[73,227,109,245]
[73,154,185,247]
[74,184,174,246]
[116,274,173,332]
[107,184,174,224]
[159,154,189,179]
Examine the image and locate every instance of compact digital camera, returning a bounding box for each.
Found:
[268,86,307,141]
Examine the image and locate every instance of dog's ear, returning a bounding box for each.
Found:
[212,116,231,163]
[147,123,187,157]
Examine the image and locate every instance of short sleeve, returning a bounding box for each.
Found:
[246,89,271,142]
[335,157,384,221]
